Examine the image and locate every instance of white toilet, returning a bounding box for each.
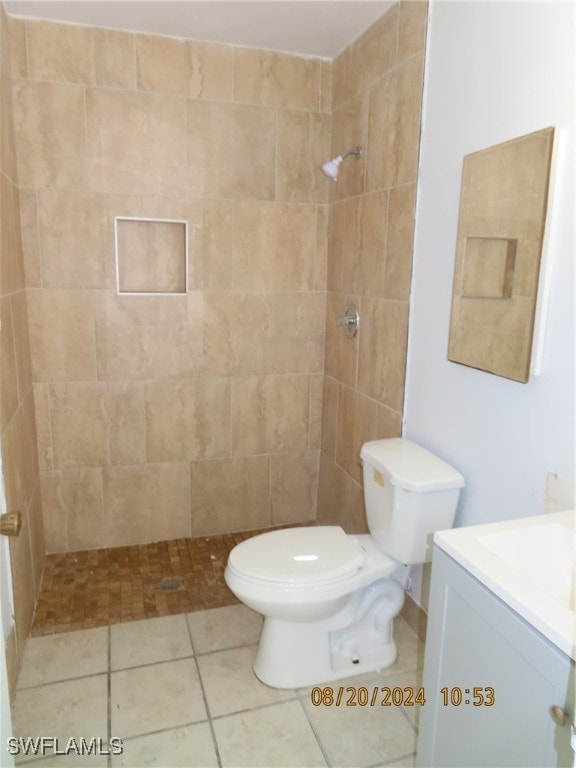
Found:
[224,438,464,688]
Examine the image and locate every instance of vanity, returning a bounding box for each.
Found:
[416,510,575,768]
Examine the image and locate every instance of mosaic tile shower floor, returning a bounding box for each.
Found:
[31,528,276,636]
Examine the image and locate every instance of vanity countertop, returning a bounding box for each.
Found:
[434,509,575,661]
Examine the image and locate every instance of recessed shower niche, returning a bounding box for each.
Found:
[114,217,188,295]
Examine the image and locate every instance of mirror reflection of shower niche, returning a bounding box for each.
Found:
[448,127,554,383]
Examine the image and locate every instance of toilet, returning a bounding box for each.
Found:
[224,438,464,688]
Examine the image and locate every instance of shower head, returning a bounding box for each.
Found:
[321,146,362,182]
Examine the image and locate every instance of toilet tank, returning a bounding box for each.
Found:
[360,438,464,565]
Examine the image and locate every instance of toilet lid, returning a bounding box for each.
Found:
[228,526,365,585]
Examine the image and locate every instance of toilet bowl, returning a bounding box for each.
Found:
[225,438,464,688]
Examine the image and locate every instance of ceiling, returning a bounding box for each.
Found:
[4,1,393,59]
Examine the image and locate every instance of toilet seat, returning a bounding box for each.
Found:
[227,526,365,586]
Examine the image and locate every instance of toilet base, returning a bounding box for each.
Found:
[253,577,404,688]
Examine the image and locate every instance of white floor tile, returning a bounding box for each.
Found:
[111,658,207,739]
[112,722,219,767]
[302,680,417,768]
[17,627,108,688]
[214,700,328,768]
[12,676,108,763]
[196,645,293,718]
[111,614,193,670]
[187,604,263,654]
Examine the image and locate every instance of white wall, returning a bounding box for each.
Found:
[404,0,575,532]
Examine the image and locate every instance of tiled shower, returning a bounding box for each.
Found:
[1,0,428,694]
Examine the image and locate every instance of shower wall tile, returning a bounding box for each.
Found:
[190,457,270,536]
[335,385,379,483]
[270,451,320,525]
[103,463,191,547]
[320,60,332,114]
[17,189,41,288]
[357,297,409,412]
[397,0,428,63]
[12,81,86,189]
[0,172,24,292]
[309,374,323,449]
[314,205,329,291]
[320,1,426,533]
[233,49,320,111]
[189,41,233,101]
[1,297,19,430]
[202,292,273,376]
[104,382,147,466]
[11,289,33,399]
[145,378,230,462]
[26,21,94,84]
[350,3,398,94]
[7,17,27,79]
[271,292,325,374]
[33,384,54,472]
[231,201,317,291]
[48,382,110,469]
[136,34,191,95]
[27,289,97,381]
[276,110,331,203]
[41,469,105,553]
[201,199,232,290]
[367,53,425,191]
[85,88,188,196]
[93,28,136,90]
[37,190,111,289]
[230,375,310,456]
[385,183,417,300]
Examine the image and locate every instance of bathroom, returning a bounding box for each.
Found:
[0,0,574,766]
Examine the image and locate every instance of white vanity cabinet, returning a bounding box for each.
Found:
[416,548,575,768]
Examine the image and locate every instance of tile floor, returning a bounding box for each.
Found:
[31,530,276,636]
[12,604,424,768]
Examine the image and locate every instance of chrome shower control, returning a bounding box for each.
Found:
[338,302,359,338]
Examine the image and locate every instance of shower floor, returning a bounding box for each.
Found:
[31,527,291,637]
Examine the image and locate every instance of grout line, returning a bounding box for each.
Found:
[296,694,333,768]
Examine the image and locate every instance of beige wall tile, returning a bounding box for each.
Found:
[18,189,41,288]
[357,297,409,411]
[86,88,188,195]
[321,375,339,460]
[276,110,330,204]
[94,28,136,89]
[234,48,319,110]
[145,378,230,462]
[202,292,273,375]
[103,463,191,547]
[270,451,319,525]
[232,201,316,291]
[188,100,276,200]
[352,191,389,296]
[189,41,233,101]
[271,292,325,374]
[94,291,196,380]
[48,382,110,469]
[26,21,94,83]
[336,384,379,483]
[320,60,332,114]
[37,189,111,288]
[330,92,368,202]
[41,469,104,553]
[0,297,19,430]
[314,204,329,291]
[324,292,359,387]
[8,17,27,79]
[348,479,369,534]
[316,451,351,528]
[350,5,398,94]
[385,183,416,300]
[13,81,86,189]
[27,289,97,381]
[32,383,53,471]
[231,375,310,456]
[116,218,187,293]
[202,200,231,289]
[397,0,428,63]
[327,197,359,293]
[367,53,425,190]
[136,34,191,95]
[377,403,402,438]
[190,457,270,536]
[104,382,147,466]
[27,485,46,591]
[11,289,33,401]
[0,174,25,293]
[331,47,352,111]
[309,373,323,449]
[8,523,35,656]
